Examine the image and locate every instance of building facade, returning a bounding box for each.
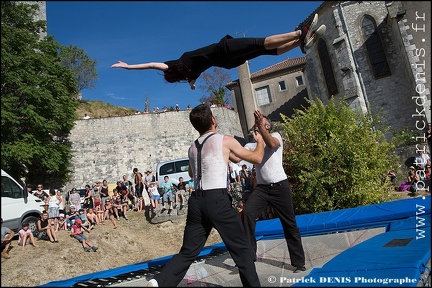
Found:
[227,57,309,138]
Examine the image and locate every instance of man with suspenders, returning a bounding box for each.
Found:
[147,104,264,287]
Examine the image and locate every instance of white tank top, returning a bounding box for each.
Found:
[188,133,227,190]
[244,132,287,184]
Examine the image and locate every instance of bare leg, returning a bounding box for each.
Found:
[21,235,28,250]
[46,229,54,242]
[109,215,117,228]
[49,227,58,241]
[263,31,301,51]
[29,233,38,247]
[276,39,301,55]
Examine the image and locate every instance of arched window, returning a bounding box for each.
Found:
[318,39,338,98]
[362,15,391,78]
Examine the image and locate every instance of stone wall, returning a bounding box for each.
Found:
[305,1,430,139]
[65,107,243,191]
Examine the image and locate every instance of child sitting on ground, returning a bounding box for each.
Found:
[70,218,98,252]
[78,209,89,228]
[18,223,38,251]
[86,208,98,230]
[57,213,67,231]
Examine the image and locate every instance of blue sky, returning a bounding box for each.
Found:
[46,1,322,111]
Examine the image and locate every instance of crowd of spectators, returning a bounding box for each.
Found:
[81,102,232,119]
[1,169,199,258]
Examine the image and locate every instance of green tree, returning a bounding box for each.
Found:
[58,45,98,95]
[198,67,232,106]
[1,1,79,186]
[279,98,398,214]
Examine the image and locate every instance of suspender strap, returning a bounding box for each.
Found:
[194,133,216,190]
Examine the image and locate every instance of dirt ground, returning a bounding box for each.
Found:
[0,211,222,287]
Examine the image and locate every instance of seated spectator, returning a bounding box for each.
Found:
[414,150,431,170]
[95,205,105,225]
[111,188,119,202]
[86,208,98,229]
[57,213,67,231]
[175,177,187,209]
[66,205,80,230]
[103,199,118,229]
[79,209,89,228]
[162,176,174,210]
[175,104,180,112]
[186,104,192,111]
[70,218,98,252]
[18,223,38,251]
[36,211,58,243]
[113,195,128,220]
[1,218,14,259]
[387,171,397,184]
[398,166,420,192]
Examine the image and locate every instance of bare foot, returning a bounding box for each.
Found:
[113,226,118,229]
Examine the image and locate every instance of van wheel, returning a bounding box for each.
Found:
[22,216,39,234]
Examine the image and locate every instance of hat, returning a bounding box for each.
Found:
[59,213,65,218]
[70,205,76,209]
[96,180,101,183]
[409,166,415,170]
[75,218,82,224]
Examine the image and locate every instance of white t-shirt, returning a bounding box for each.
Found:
[148,186,159,197]
[244,132,287,184]
[229,162,241,180]
[48,195,59,208]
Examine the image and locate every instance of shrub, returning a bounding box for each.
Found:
[279,98,399,215]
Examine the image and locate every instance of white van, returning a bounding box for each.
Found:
[156,158,191,190]
[1,169,45,233]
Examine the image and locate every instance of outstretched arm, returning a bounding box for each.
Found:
[111,61,168,71]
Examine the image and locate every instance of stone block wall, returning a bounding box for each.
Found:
[66,107,243,191]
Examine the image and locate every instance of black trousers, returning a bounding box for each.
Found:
[242,179,305,268]
[154,188,260,287]
[224,37,278,67]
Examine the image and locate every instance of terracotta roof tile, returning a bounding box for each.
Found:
[250,56,307,79]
